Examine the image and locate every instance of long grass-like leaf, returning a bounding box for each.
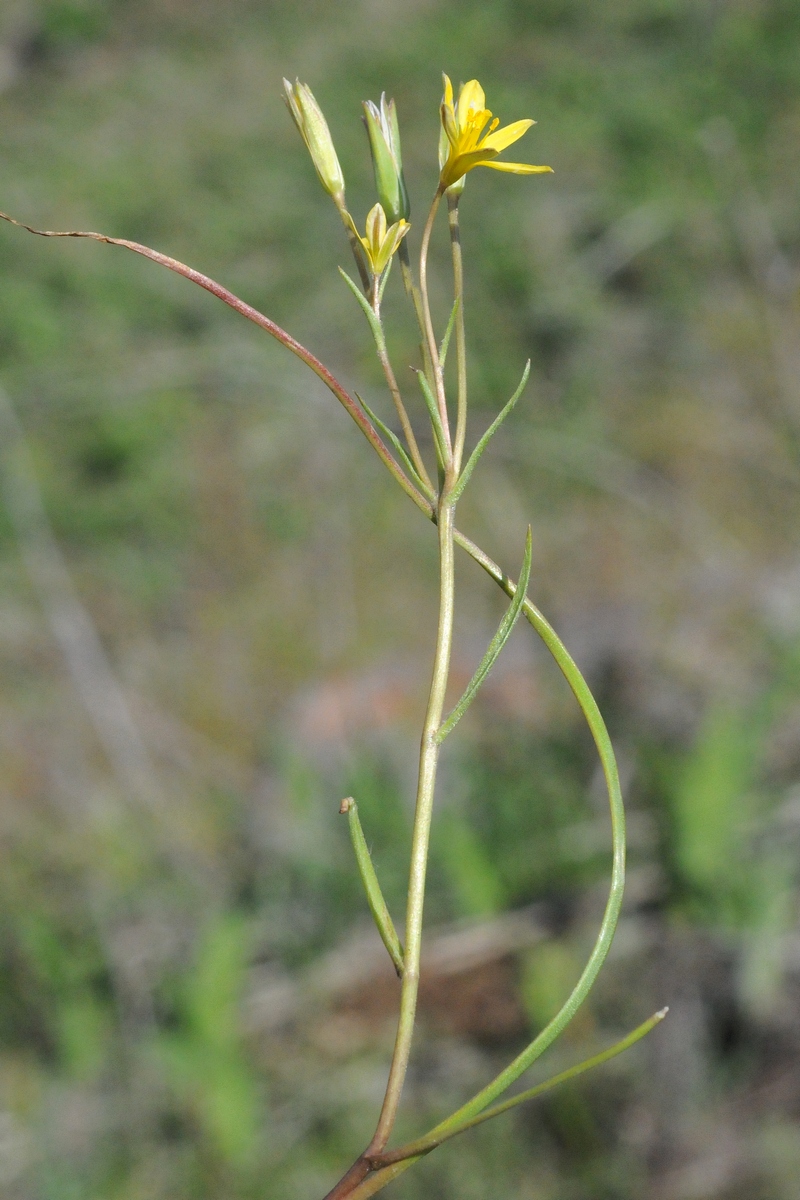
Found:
[370,1009,668,1170]
[436,527,532,743]
[357,394,433,500]
[340,798,404,976]
[437,527,628,1133]
[339,266,384,342]
[451,360,530,502]
[0,213,435,521]
[438,295,460,371]
[412,367,448,468]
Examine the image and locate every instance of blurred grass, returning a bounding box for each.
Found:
[0,0,799,1197]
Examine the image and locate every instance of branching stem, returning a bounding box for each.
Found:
[371,291,433,492]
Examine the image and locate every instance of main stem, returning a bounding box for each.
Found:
[322,497,456,1200]
[369,497,455,1149]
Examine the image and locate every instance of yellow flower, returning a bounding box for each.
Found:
[438,75,553,191]
[348,203,410,277]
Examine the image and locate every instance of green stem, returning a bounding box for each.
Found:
[398,238,434,383]
[372,294,434,493]
[418,190,452,462]
[447,195,468,474]
[324,521,627,1200]
[323,501,458,1200]
[367,497,456,1151]
[336,527,627,1200]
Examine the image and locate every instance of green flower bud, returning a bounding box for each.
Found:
[283,78,346,207]
[363,93,410,223]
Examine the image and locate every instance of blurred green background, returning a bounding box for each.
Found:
[0,1,799,1197]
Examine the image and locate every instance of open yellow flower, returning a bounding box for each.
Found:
[438,75,553,191]
[348,203,410,278]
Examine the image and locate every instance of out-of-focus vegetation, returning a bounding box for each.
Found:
[0,0,799,1196]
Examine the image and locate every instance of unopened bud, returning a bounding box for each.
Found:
[283,78,346,206]
[363,93,410,223]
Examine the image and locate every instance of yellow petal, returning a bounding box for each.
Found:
[481,160,553,174]
[481,119,535,153]
[440,148,498,188]
[441,100,459,146]
[465,109,494,144]
[365,203,387,252]
[457,79,486,123]
[442,73,454,110]
[373,218,410,275]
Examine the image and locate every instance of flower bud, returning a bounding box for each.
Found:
[282,78,346,207]
[348,203,410,278]
[363,94,410,223]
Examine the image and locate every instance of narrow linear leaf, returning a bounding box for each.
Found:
[413,367,448,467]
[439,528,627,1133]
[357,394,433,500]
[439,296,461,371]
[375,1009,668,1166]
[452,1007,667,1133]
[339,266,385,346]
[436,526,533,743]
[451,360,530,502]
[0,213,436,519]
[340,798,404,976]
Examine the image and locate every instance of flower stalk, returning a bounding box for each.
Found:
[447,193,468,472]
[367,495,457,1153]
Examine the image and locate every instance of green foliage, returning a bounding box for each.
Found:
[522,939,584,1032]
[156,914,261,1169]
[671,701,761,912]
[457,729,603,906]
[435,809,507,919]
